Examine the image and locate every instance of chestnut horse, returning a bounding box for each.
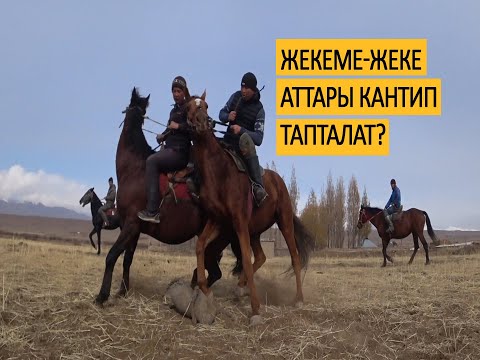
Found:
[185,93,315,324]
[357,205,439,267]
[79,187,121,255]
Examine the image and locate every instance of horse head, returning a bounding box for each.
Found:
[79,187,95,207]
[185,91,213,134]
[357,204,367,229]
[121,87,150,126]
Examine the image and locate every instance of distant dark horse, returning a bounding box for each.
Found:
[79,188,121,255]
[357,205,440,267]
[185,93,315,324]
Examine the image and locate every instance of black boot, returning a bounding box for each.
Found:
[138,180,161,224]
[244,155,268,206]
[383,210,394,234]
[99,210,109,228]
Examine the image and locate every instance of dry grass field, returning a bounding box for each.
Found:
[1,237,480,359]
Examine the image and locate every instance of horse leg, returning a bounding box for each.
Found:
[381,238,389,267]
[418,232,430,265]
[117,232,140,297]
[408,234,420,265]
[97,227,102,255]
[278,218,304,305]
[191,235,229,288]
[233,217,261,323]
[88,229,97,250]
[237,234,266,296]
[95,224,137,305]
[195,220,220,295]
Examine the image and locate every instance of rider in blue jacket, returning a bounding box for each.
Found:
[384,178,401,233]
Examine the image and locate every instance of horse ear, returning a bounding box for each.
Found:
[146,94,150,101]
[200,89,206,101]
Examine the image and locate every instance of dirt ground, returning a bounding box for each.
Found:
[1,237,480,359]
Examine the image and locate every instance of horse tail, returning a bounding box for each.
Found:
[293,215,316,270]
[423,211,440,245]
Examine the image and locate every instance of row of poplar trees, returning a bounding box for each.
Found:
[266,162,372,249]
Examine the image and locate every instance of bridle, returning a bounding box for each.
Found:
[358,207,383,226]
[187,98,217,133]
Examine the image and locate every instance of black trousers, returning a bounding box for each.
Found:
[145,148,189,213]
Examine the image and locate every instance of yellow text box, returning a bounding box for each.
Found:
[276,39,427,76]
[276,119,389,156]
[276,78,441,116]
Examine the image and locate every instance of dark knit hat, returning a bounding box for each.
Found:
[108,177,113,182]
[241,72,257,90]
[172,76,187,92]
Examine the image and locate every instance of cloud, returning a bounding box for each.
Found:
[443,226,479,232]
[0,165,89,214]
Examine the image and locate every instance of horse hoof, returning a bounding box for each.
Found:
[116,289,127,298]
[235,286,249,297]
[94,295,107,307]
[249,315,263,326]
[294,301,304,308]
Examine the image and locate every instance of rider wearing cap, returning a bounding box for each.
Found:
[384,178,401,233]
[219,72,267,206]
[99,177,116,227]
[138,76,192,223]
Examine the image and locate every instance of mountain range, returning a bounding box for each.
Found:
[0,200,89,220]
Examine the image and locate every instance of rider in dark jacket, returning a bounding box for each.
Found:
[138,76,192,223]
[219,72,267,206]
[98,177,116,227]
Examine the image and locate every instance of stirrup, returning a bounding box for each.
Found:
[252,184,268,207]
[137,210,161,224]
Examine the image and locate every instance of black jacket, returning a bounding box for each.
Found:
[163,103,191,153]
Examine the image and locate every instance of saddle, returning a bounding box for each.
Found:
[159,165,196,202]
[219,142,265,177]
[392,205,404,221]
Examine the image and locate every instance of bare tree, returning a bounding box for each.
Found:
[325,172,335,248]
[358,186,372,246]
[270,161,278,173]
[288,165,300,216]
[333,176,346,248]
[346,175,360,248]
[300,188,326,249]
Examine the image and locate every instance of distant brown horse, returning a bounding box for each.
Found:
[185,93,315,324]
[357,205,440,267]
[95,88,232,305]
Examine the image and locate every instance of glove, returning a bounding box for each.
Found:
[156,133,166,144]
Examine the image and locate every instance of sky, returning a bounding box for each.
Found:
[0,1,479,230]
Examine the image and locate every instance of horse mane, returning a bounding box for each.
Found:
[363,206,383,214]
[91,189,102,205]
[123,88,154,158]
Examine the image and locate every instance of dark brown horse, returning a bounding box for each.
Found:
[95,88,230,305]
[185,93,315,324]
[357,205,440,267]
[79,187,121,255]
